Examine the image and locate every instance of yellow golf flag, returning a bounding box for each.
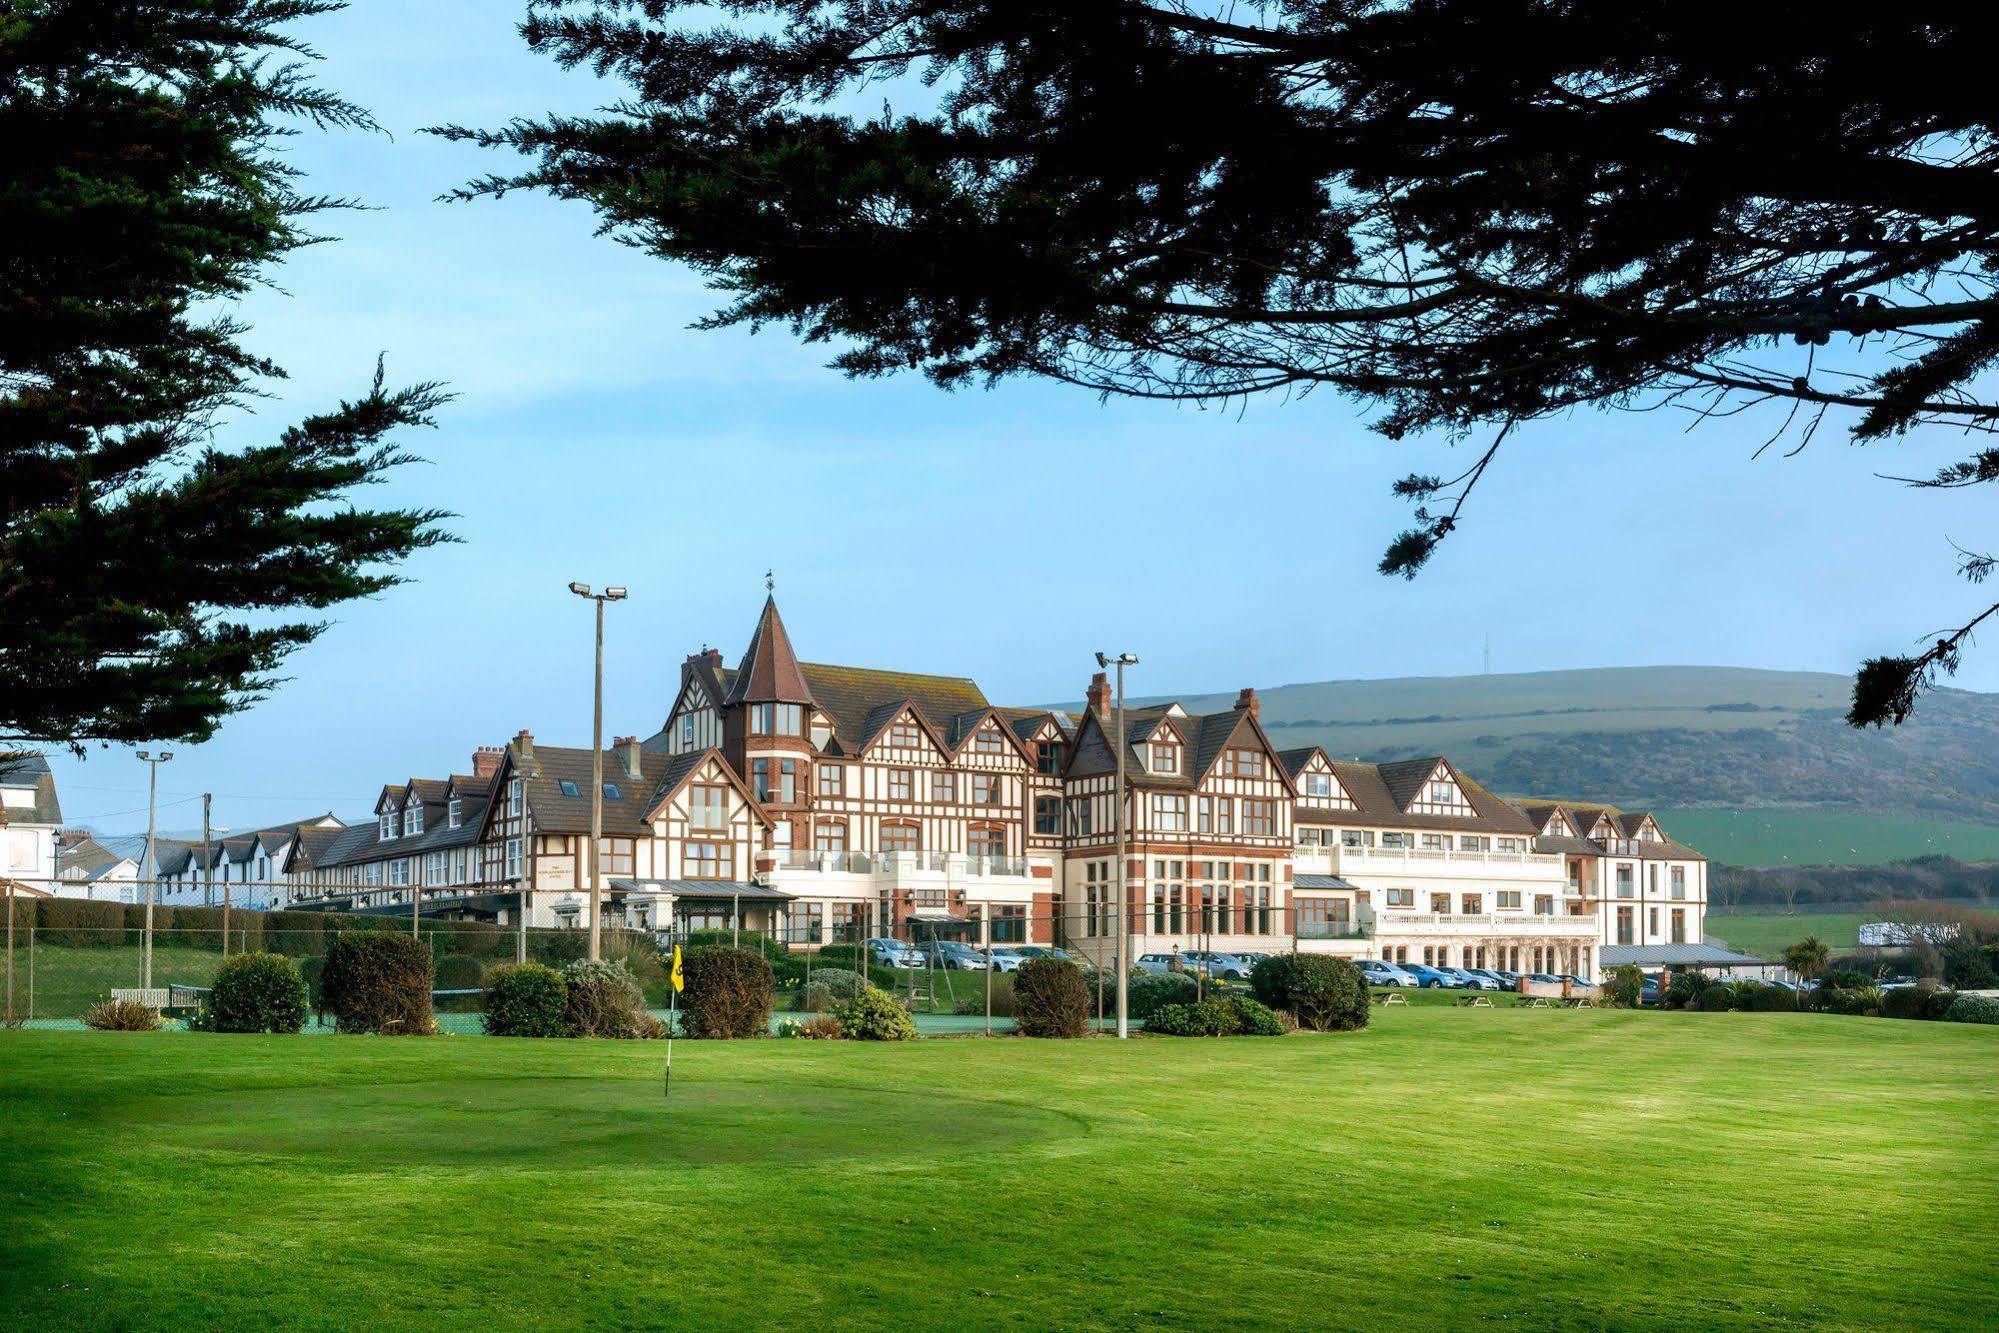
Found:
[670,944,684,994]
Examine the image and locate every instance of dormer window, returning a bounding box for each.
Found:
[1035,740,1063,775]
[1429,781,1455,804]
[680,714,695,745]
[1149,742,1181,774]
[405,804,423,836]
[1304,772,1332,799]
[1221,748,1264,778]
[507,778,522,818]
[887,719,923,749]
[447,798,461,829]
[379,813,393,841]
[973,727,1005,756]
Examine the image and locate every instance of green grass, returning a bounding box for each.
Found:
[3,941,227,1020]
[1707,910,1869,957]
[3,1012,1994,1329]
[1659,807,1999,867]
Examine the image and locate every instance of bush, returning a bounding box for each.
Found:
[1598,965,1641,1008]
[1250,954,1370,1032]
[322,931,435,1035]
[1147,999,1242,1037]
[1825,968,1872,991]
[483,963,570,1037]
[36,898,128,947]
[83,997,160,1031]
[953,973,1018,1017]
[1125,970,1198,1019]
[1229,996,1290,1036]
[680,946,774,1038]
[1015,956,1091,1038]
[434,954,484,993]
[1945,994,1999,1025]
[1743,983,1799,1012]
[834,985,916,1041]
[262,910,327,957]
[208,952,309,1033]
[1820,986,1881,1017]
[1941,937,1999,991]
[803,967,864,1001]
[1694,985,1735,1012]
[1879,985,1930,1021]
[796,982,835,1013]
[1665,971,1713,1009]
[799,1013,844,1039]
[561,959,653,1038]
[1923,988,1962,1021]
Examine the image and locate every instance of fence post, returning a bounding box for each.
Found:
[4,881,13,1026]
[26,921,34,1022]
[984,938,992,1037]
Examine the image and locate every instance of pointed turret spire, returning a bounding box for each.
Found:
[723,593,814,705]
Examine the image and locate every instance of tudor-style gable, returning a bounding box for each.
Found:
[1282,746,1357,809]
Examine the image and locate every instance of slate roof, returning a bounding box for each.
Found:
[1305,759,1537,834]
[0,753,61,825]
[722,596,815,706]
[55,836,131,881]
[1517,801,1705,861]
[513,744,681,835]
[1600,943,1766,968]
[1294,873,1360,891]
[306,795,491,869]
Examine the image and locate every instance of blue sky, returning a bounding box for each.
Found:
[49,0,1994,835]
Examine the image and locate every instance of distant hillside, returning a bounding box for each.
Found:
[1092,666,1999,826]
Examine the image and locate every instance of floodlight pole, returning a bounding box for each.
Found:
[138,751,172,989]
[1098,652,1137,1038]
[570,582,627,961]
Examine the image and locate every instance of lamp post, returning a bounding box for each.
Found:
[136,750,173,989]
[1096,651,1138,1038]
[569,581,627,961]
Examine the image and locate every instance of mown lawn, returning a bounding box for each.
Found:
[2,1010,1994,1330]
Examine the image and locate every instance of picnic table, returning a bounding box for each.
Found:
[1515,995,1554,1008]
[1453,994,1493,1008]
[1373,992,1409,1006]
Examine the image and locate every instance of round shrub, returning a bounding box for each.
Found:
[561,959,652,1038]
[1229,996,1289,1036]
[1694,985,1735,1012]
[83,997,160,1031]
[435,954,484,992]
[322,931,435,1035]
[1147,999,1242,1037]
[1945,993,1999,1025]
[680,946,775,1039]
[834,985,916,1041]
[1250,953,1369,1032]
[1015,956,1091,1038]
[1601,966,1643,1008]
[1820,986,1881,1017]
[1743,983,1799,1012]
[796,981,835,1013]
[208,951,309,1033]
[1923,988,1962,1021]
[1665,971,1713,1009]
[483,962,570,1037]
[1878,986,1929,1021]
[1125,970,1198,1019]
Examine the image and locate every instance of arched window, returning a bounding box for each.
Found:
[881,819,921,853]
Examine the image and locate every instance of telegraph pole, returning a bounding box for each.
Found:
[137,751,173,990]
[569,581,627,960]
[1097,652,1138,1038]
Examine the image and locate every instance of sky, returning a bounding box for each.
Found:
[46,0,1998,836]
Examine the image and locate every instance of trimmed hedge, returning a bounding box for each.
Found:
[562,958,656,1038]
[322,931,435,1035]
[1694,985,1735,1012]
[36,898,129,947]
[1249,954,1369,1032]
[1820,986,1881,1017]
[208,952,309,1033]
[1923,988,1962,1021]
[1879,985,1930,1021]
[483,963,570,1036]
[1229,996,1291,1036]
[680,946,774,1038]
[1743,983,1799,1012]
[1125,971,1198,1019]
[1147,999,1242,1037]
[1015,956,1091,1038]
[834,985,916,1041]
[435,954,485,992]
[1945,994,1999,1025]
[262,910,328,957]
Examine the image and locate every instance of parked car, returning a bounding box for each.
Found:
[1181,950,1254,980]
[1397,963,1452,989]
[1464,968,1515,990]
[1527,973,1565,985]
[1010,945,1088,966]
[1135,952,1184,976]
[1360,959,1420,988]
[1486,969,1525,988]
[934,941,991,971]
[1435,966,1499,990]
[983,947,1026,973]
[866,937,924,969]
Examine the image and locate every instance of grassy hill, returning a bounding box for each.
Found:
[1087,666,1999,861]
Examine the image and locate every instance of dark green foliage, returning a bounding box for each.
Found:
[1924,988,1962,1020]
[34,898,127,947]
[1944,994,1999,1025]
[560,959,657,1038]
[1147,1000,1243,1038]
[2,0,447,750]
[262,911,327,957]
[1743,984,1799,1013]
[1693,986,1734,1012]
[321,932,434,1035]
[299,954,325,1019]
[1014,957,1090,1039]
[482,963,570,1037]
[1940,936,1999,991]
[450,3,1999,717]
[1665,971,1714,1009]
[164,906,222,946]
[1251,954,1370,1032]
[1821,987,1882,1017]
[952,974,1017,1018]
[1826,969,1873,991]
[833,985,916,1041]
[1229,996,1291,1037]
[434,955,484,992]
[1879,986,1930,1021]
[83,998,160,1031]
[208,952,308,1034]
[1602,967,1643,1009]
[680,946,774,1039]
[1124,971,1199,1019]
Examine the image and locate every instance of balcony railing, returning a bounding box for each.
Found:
[1375,911,1595,932]
[769,850,1032,879]
[1297,921,1369,940]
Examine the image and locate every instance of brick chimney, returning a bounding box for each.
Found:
[513,729,534,764]
[613,735,642,780]
[472,746,504,780]
[1235,687,1260,719]
[682,646,723,690]
[1086,671,1110,717]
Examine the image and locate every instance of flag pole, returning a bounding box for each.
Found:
[665,940,682,1098]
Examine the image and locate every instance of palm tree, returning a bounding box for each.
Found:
[1783,936,1831,1007]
